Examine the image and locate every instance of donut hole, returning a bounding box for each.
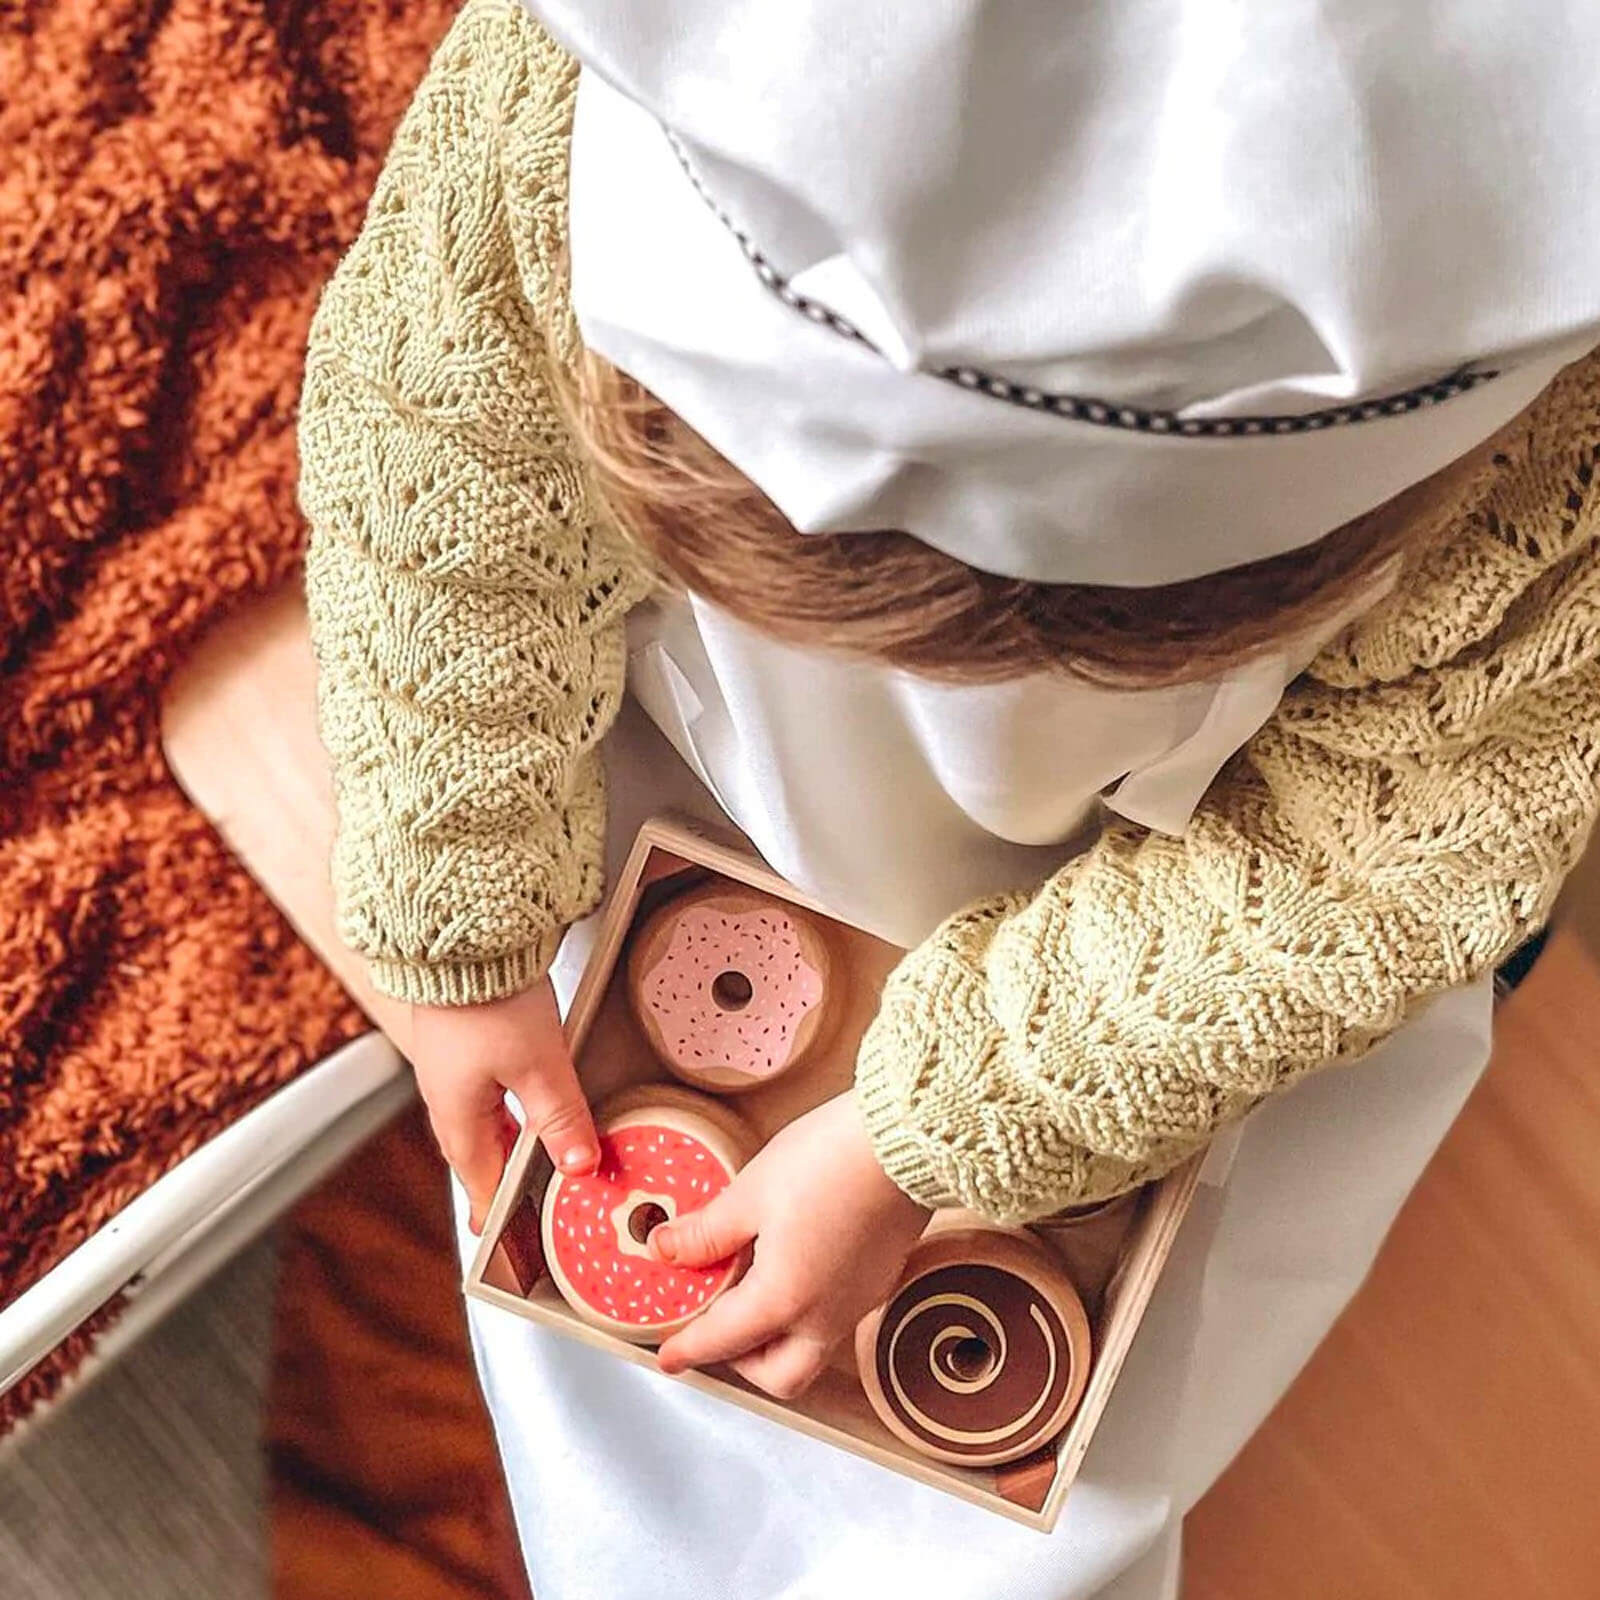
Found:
[711,968,754,1012]
[628,1202,670,1245]
[948,1335,998,1383]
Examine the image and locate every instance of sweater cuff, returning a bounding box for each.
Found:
[367,926,566,1007]
[853,1070,963,1213]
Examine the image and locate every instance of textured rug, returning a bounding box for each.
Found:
[0,0,454,1426]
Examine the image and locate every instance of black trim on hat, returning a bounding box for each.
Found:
[665,132,1502,439]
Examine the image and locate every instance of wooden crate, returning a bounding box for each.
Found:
[466,816,1203,1530]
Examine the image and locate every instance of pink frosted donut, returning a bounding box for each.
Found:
[540,1090,754,1343]
[627,884,833,1093]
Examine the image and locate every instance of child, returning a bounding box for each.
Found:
[299,3,1600,1595]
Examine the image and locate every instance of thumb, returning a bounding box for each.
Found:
[651,1185,753,1268]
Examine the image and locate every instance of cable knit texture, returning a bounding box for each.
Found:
[301,0,1600,1217]
[857,369,1600,1217]
[298,2,652,1006]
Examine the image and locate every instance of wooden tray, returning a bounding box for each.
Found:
[467,816,1203,1530]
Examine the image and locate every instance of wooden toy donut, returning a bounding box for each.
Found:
[540,1087,755,1344]
[855,1227,1093,1468]
[626,882,834,1093]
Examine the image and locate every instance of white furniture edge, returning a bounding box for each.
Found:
[0,1033,411,1401]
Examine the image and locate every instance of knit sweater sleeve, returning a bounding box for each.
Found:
[857,357,1600,1222]
[298,0,650,1006]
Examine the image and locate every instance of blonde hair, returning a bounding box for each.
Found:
[564,347,1482,688]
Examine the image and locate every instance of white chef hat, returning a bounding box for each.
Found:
[526,1,1600,587]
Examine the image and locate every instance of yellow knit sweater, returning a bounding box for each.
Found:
[300,0,1600,1221]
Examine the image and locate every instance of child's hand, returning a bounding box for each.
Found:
[408,979,598,1235]
[653,1093,930,1399]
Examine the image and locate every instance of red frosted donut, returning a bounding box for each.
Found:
[540,1090,754,1343]
[627,883,834,1093]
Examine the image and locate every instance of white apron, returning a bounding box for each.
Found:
[462,588,1493,1600]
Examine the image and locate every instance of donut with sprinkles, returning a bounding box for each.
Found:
[628,883,833,1093]
[541,1090,754,1343]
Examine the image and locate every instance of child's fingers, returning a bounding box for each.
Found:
[730,1333,832,1402]
[656,1273,779,1374]
[649,1186,753,1269]
[410,980,595,1232]
[429,1084,517,1236]
[504,984,600,1177]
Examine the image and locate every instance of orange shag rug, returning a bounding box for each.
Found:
[0,0,454,1425]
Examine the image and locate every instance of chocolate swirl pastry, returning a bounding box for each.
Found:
[855,1228,1092,1468]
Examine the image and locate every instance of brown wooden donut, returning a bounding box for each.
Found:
[541,1088,756,1344]
[855,1228,1092,1468]
[626,883,833,1093]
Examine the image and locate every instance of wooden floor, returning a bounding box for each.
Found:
[1184,926,1600,1598]
[268,1105,530,1600]
[267,927,1600,1598]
